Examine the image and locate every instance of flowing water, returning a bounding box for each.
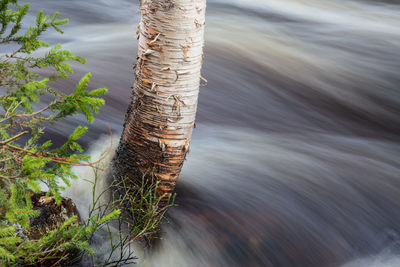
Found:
[24,0,400,266]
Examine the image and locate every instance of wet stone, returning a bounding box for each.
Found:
[29,192,81,236]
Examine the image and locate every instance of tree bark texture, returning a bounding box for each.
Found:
[113,0,206,196]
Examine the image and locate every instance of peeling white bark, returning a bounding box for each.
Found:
[115,0,206,196]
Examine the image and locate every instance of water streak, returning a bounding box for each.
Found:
[23,0,400,266]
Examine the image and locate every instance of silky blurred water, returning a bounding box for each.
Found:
[24,0,400,266]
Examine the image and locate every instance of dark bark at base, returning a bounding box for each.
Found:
[112,138,179,191]
[112,139,146,186]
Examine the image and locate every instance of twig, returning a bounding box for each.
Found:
[1,46,24,63]
[2,123,113,168]
[0,131,29,146]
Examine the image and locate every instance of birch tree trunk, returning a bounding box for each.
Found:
[113,0,206,196]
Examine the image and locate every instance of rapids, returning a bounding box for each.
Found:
[23,0,400,266]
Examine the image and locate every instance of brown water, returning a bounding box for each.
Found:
[23,0,400,266]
